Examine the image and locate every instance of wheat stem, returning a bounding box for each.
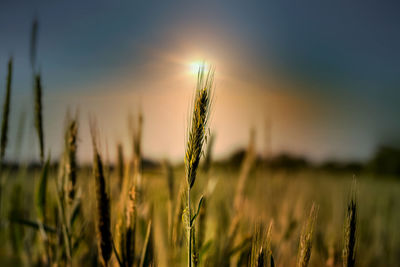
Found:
[0,58,12,162]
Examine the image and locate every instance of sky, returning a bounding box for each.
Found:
[0,0,400,163]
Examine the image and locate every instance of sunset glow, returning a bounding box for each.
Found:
[189,61,209,75]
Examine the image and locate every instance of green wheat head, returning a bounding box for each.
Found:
[185,66,214,189]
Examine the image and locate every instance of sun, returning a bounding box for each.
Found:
[189,61,209,75]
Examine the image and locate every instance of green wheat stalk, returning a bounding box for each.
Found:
[184,65,213,267]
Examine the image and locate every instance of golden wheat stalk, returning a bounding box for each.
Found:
[129,112,143,196]
[297,203,319,267]
[117,143,125,189]
[139,219,153,267]
[65,118,78,204]
[123,185,136,267]
[250,221,273,267]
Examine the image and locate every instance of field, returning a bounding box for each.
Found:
[1,19,400,267]
[1,163,400,267]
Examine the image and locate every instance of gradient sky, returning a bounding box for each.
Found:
[1,0,400,163]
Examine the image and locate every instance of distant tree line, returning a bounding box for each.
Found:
[221,144,400,178]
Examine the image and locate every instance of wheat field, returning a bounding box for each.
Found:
[1,161,400,266]
[1,18,400,267]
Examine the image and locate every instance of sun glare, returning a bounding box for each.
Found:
[189,61,209,75]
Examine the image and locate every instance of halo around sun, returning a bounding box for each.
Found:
[189,61,209,75]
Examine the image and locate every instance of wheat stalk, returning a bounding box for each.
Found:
[129,112,143,196]
[34,74,45,164]
[297,203,319,267]
[117,143,125,189]
[30,18,38,70]
[117,184,136,267]
[0,58,13,162]
[35,157,50,223]
[184,65,213,267]
[91,127,112,267]
[35,157,52,265]
[139,220,153,267]
[250,221,273,267]
[65,118,78,204]
[343,182,357,267]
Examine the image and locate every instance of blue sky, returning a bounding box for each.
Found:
[1,0,400,162]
